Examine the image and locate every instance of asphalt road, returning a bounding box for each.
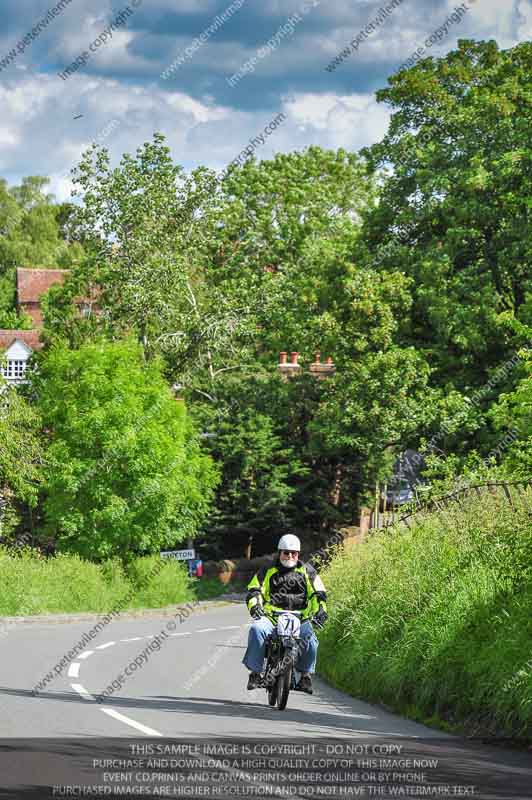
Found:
[1,600,432,739]
[1,600,531,798]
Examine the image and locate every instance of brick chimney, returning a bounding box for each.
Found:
[309,351,336,379]
[278,351,301,380]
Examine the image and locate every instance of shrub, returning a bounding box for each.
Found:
[125,555,190,608]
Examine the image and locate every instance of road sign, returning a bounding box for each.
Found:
[160,549,195,560]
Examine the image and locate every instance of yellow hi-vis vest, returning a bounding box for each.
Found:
[246,558,327,621]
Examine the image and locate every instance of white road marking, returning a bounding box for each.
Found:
[71,683,96,702]
[66,620,400,740]
[101,708,162,737]
[349,729,420,738]
[80,628,245,652]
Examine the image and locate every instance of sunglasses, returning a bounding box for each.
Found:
[281,550,299,556]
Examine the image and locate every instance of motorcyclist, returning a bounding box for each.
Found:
[242,534,328,694]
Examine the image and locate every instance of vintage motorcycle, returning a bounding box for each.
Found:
[261,609,323,710]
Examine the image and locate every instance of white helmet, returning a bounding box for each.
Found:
[278,534,301,552]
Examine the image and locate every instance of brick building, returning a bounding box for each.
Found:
[0,267,87,385]
[16,268,70,327]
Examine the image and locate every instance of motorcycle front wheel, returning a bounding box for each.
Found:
[267,676,277,706]
[277,665,292,710]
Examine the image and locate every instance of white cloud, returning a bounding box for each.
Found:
[0,0,527,195]
[0,126,19,150]
[151,0,217,11]
[515,0,532,39]
[0,77,58,119]
[1,66,394,199]
[284,92,390,149]
[320,0,521,67]
[0,73,223,198]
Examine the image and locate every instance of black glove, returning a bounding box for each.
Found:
[314,606,328,627]
[250,604,265,620]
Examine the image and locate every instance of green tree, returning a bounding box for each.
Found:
[0,177,84,270]
[489,348,532,478]
[213,146,378,360]
[203,404,307,557]
[61,136,233,379]
[34,339,219,561]
[50,132,506,541]
[193,148,445,529]
[362,40,532,390]
[49,141,381,396]
[207,149,444,520]
[0,383,42,504]
[309,347,440,512]
[0,382,42,538]
[0,176,85,326]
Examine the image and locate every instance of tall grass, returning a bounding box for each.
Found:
[318,489,532,738]
[0,549,193,616]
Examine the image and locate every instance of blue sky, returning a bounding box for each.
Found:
[0,0,529,200]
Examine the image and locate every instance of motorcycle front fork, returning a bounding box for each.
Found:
[265,640,299,685]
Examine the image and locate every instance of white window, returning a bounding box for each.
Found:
[1,359,28,382]
[1,339,33,384]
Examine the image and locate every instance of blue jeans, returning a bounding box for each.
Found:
[242,617,318,674]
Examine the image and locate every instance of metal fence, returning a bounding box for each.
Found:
[371,479,532,532]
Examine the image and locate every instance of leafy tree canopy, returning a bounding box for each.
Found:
[489,348,532,478]
[34,338,219,561]
[0,176,85,327]
[0,383,42,507]
[362,39,532,390]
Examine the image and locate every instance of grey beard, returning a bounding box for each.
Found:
[280,558,297,568]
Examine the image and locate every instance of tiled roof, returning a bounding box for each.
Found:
[0,329,43,352]
[17,268,69,303]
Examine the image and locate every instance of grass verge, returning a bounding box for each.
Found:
[188,576,247,600]
[0,549,193,615]
[318,489,532,740]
